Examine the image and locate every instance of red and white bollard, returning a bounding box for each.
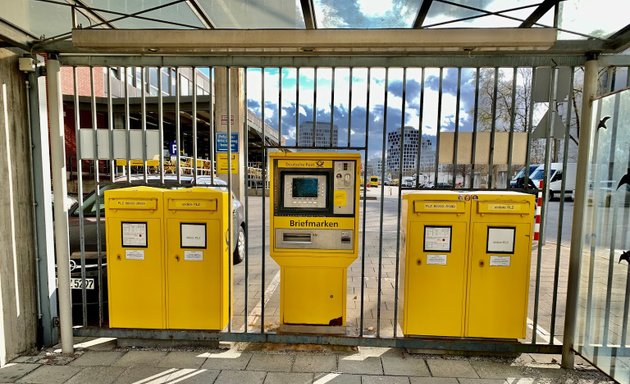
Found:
[533,181,543,241]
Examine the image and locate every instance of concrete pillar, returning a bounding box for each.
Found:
[0,48,38,366]
[214,67,246,201]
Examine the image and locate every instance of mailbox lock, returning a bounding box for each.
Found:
[175,255,180,262]
[479,260,484,267]
[416,259,422,265]
[117,254,121,260]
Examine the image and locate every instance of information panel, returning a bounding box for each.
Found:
[423,226,452,252]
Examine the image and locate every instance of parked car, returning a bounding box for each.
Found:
[529,162,577,201]
[65,175,246,325]
[509,164,541,189]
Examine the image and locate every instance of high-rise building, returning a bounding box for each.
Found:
[386,126,435,175]
[298,121,338,147]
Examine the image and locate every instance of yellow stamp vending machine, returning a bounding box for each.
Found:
[466,191,535,339]
[269,152,360,331]
[105,186,166,329]
[401,191,471,337]
[164,187,230,330]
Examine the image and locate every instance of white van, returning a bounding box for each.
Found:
[529,162,577,200]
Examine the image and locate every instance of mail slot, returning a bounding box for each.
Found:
[401,191,471,337]
[105,186,166,329]
[164,187,230,330]
[466,191,535,339]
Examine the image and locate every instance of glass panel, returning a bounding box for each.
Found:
[424,1,545,28]
[577,89,630,383]
[313,0,420,28]
[558,0,629,39]
[3,0,74,39]
[83,0,205,29]
[197,0,304,28]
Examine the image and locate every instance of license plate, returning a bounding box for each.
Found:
[70,278,95,290]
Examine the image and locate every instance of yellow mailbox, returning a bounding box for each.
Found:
[269,152,360,329]
[163,187,230,330]
[401,191,471,337]
[466,191,535,339]
[105,186,166,329]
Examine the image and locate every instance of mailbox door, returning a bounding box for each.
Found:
[107,217,165,329]
[283,267,343,325]
[466,222,531,338]
[404,221,468,337]
[166,218,226,330]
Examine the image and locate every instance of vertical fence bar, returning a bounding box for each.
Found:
[434,68,443,187]
[488,67,499,189]
[359,68,371,336]
[175,68,181,182]
[296,68,300,144]
[192,68,198,180]
[507,68,518,188]
[125,67,131,181]
[470,68,480,189]
[532,65,557,344]
[261,67,266,332]
[209,67,215,185]
[141,67,147,183]
[244,67,249,333]
[330,67,335,146]
[376,68,389,337]
[416,68,425,187]
[107,68,115,183]
[393,68,407,337]
[523,68,538,191]
[226,67,233,333]
[158,67,165,183]
[452,68,461,189]
[72,67,87,326]
[313,67,317,147]
[347,68,353,147]
[550,67,575,342]
[279,67,282,142]
[90,66,104,327]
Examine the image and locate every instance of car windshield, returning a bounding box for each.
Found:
[530,169,545,180]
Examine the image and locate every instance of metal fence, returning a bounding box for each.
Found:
[56,58,628,353]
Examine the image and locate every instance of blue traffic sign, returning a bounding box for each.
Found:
[216,132,239,152]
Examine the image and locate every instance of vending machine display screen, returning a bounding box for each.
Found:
[292,178,319,198]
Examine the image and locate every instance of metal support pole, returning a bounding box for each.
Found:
[46,59,73,354]
[562,56,599,369]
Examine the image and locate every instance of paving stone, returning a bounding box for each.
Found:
[69,351,125,367]
[337,355,383,375]
[113,350,168,367]
[409,378,459,384]
[469,360,525,380]
[200,350,253,371]
[312,373,361,384]
[0,364,40,383]
[113,367,219,384]
[426,358,479,378]
[292,354,336,373]
[457,379,508,384]
[65,366,125,384]
[382,355,430,377]
[362,375,410,384]
[264,372,313,384]
[247,353,293,372]
[214,370,267,384]
[156,351,206,369]
[17,365,82,384]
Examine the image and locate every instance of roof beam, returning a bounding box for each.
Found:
[604,24,630,52]
[520,0,560,28]
[186,0,215,29]
[0,18,38,49]
[66,0,114,29]
[300,0,317,29]
[413,0,434,29]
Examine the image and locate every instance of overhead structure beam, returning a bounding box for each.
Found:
[71,28,557,54]
[66,0,115,29]
[186,0,215,29]
[300,0,317,29]
[520,0,560,28]
[412,0,434,29]
[605,24,630,52]
[0,18,38,50]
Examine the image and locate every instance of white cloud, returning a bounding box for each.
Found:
[356,0,393,17]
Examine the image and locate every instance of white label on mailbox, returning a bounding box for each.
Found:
[184,250,204,261]
[181,223,206,248]
[122,222,147,247]
[125,249,144,260]
[424,226,451,252]
[487,227,515,253]
[489,255,511,267]
[426,254,447,265]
